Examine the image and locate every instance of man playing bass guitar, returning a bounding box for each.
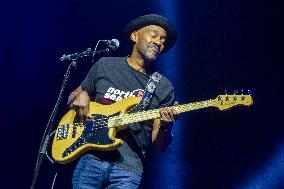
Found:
[67,14,179,189]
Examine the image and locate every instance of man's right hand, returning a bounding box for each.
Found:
[68,87,90,118]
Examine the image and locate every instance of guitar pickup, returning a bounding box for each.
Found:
[56,124,69,140]
[72,123,79,138]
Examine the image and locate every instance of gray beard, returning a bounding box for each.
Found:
[143,49,158,62]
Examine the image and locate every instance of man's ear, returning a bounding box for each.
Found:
[130,31,138,43]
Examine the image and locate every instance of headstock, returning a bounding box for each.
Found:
[212,90,253,110]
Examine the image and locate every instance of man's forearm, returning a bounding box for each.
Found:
[67,86,84,105]
[152,119,173,151]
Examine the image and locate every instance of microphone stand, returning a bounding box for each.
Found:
[30,41,110,189]
[30,61,75,189]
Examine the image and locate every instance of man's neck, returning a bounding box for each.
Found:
[127,50,149,74]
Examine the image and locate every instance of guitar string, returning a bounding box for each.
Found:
[57,100,220,139]
[60,95,248,132]
[60,100,213,132]
[58,96,249,138]
[59,109,156,133]
[65,100,212,128]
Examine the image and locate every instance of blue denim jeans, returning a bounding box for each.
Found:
[72,155,141,189]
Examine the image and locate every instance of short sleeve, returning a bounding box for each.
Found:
[159,88,174,107]
[157,76,175,108]
[80,59,101,95]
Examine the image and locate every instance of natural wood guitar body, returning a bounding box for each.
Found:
[52,97,140,164]
[51,94,253,164]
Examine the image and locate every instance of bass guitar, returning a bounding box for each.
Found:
[52,93,253,164]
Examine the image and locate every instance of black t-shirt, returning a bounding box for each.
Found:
[80,56,174,175]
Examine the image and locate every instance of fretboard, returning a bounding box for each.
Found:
[110,99,214,127]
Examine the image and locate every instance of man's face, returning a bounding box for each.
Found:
[133,25,167,62]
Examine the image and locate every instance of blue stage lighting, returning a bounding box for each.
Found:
[237,141,284,189]
[150,1,191,188]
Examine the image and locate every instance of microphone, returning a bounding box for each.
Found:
[101,39,120,50]
[60,53,79,62]
[59,39,119,62]
[60,48,93,62]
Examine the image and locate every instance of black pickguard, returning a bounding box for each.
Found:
[62,113,119,157]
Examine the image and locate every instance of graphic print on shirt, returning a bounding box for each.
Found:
[101,86,144,104]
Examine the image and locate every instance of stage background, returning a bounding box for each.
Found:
[1,0,283,188]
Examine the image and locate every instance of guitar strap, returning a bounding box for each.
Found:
[138,71,162,111]
[128,72,162,157]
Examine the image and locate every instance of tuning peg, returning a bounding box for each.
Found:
[240,89,245,100]
[233,90,238,100]
[226,96,230,101]
[224,90,228,95]
[218,96,224,105]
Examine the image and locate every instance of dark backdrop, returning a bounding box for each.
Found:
[1,0,282,188]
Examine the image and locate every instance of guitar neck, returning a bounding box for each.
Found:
[110,99,214,126]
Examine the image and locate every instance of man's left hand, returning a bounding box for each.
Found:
[159,102,179,130]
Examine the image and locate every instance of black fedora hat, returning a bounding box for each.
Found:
[123,14,177,52]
